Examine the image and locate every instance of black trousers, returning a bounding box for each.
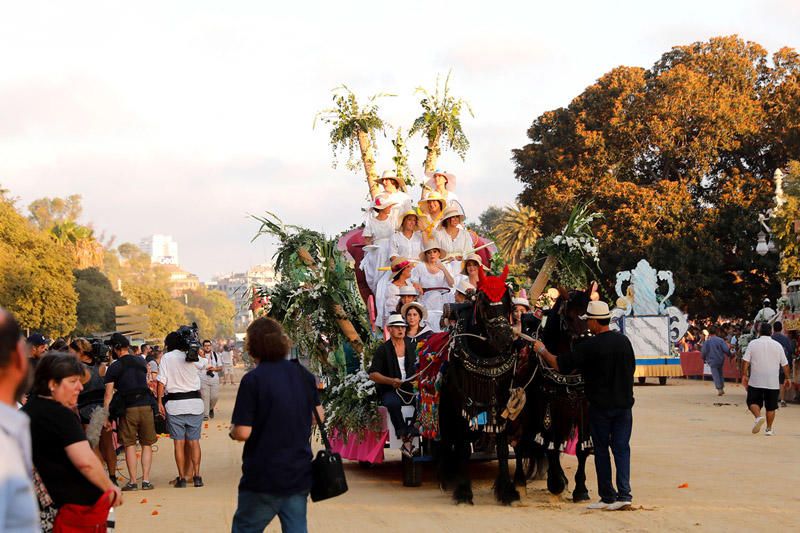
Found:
[381,390,417,438]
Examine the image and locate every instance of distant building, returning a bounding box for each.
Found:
[212,263,278,331]
[140,234,179,265]
[162,264,201,297]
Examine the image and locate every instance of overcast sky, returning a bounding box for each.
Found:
[1,0,798,280]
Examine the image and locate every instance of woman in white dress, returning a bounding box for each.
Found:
[424,170,462,213]
[417,191,447,241]
[378,257,415,328]
[460,252,485,288]
[390,209,423,262]
[435,205,474,280]
[379,170,413,217]
[411,240,455,332]
[361,194,397,295]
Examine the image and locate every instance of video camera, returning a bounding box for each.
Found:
[174,323,202,363]
[86,338,111,364]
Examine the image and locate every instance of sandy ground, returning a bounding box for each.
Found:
[115,375,799,533]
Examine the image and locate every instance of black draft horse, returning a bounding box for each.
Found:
[512,285,594,502]
[437,265,520,505]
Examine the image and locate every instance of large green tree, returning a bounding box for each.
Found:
[513,36,800,317]
[0,195,78,335]
[74,267,126,335]
[184,287,235,338]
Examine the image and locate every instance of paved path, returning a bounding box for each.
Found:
[115,377,799,532]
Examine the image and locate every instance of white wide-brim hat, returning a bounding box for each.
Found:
[512,297,531,310]
[398,285,418,297]
[438,205,466,227]
[579,300,612,320]
[396,208,419,231]
[371,194,397,211]
[419,239,443,261]
[424,169,457,191]
[380,170,407,192]
[385,313,407,327]
[461,253,487,274]
[401,301,428,321]
[455,279,475,296]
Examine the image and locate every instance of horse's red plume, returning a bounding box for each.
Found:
[500,265,509,283]
[477,264,487,284]
[477,266,509,303]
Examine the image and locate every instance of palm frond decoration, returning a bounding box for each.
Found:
[494,204,540,265]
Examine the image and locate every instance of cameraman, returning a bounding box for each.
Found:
[103,333,157,491]
[71,338,117,484]
[157,329,208,488]
[200,340,222,420]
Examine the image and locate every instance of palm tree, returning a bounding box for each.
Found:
[50,221,104,269]
[315,86,393,198]
[391,127,413,188]
[495,204,540,265]
[410,71,474,173]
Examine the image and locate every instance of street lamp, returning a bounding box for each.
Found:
[756,231,769,256]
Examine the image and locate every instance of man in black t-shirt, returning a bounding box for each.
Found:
[534,300,635,511]
[103,333,157,491]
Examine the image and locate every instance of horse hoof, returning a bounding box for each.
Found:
[572,492,590,503]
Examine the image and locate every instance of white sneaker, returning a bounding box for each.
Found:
[587,501,611,510]
[765,428,774,436]
[607,501,632,511]
[752,416,765,434]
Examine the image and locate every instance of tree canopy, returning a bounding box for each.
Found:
[513,36,800,317]
[74,267,126,335]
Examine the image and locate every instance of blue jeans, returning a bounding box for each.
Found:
[709,364,724,390]
[589,406,633,503]
[231,490,308,533]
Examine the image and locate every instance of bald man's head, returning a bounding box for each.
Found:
[0,308,22,368]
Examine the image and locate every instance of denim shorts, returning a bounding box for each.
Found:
[166,412,203,440]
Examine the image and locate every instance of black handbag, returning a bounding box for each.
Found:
[310,404,348,502]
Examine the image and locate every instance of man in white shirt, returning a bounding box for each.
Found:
[742,322,790,436]
[752,298,776,331]
[0,308,39,533]
[199,340,222,420]
[157,330,208,488]
[220,345,235,385]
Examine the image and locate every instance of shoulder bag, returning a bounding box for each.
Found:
[296,361,348,502]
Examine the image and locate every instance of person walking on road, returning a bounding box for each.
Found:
[534,300,636,511]
[771,322,795,408]
[742,322,790,436]
[701,326,731,396]
[199,340,222,420]
[230,317,323,533]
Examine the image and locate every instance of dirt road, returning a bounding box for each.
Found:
[115,378,799,532]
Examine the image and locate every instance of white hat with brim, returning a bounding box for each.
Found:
[398,285,418,297]
[455,279,475,296]
[461,253,487,274]
[380,170,407,192]
[424,170,457,191]
[579,301,612,320]
[386,313,407,327]
[401,301,428,321]
[419,191,447,214]
[396,209,419,231]
[419,240,443,261]
[439,205,465,227]
[512,297,531,310]
[371,195,397,211]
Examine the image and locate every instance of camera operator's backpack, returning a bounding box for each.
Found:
[108,356,153,420]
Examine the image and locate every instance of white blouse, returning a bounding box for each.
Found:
[390,231,423,260]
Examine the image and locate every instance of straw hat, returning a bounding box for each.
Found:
[401,301,428,321]
[396,208,419,231]
[386,314,407,327]
[579,301,612,320]
[398,285,418,296]
[424,169,457,192]
[439,205,465,227]
[418,191,447,214]
[455,279,475,296]
[389,257,414,281]
[380,170,407,192]
[419,239,443,261]
[460,253,486,275]
[371,194,397,211]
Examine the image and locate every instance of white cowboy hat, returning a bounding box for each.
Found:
[385,313,407,327]
[424,169,457,192]
[401,301,428,321]
[398,285,418,297]
[512,297,531,310]
[455,279,475,296]
[579,301,612,320]
[418,191,447,214]
[380,170,407,192]
[419,239,443,261]
[371,194,397,211]
[396,208,419,231]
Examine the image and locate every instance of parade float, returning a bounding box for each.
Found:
[610,259,689,384]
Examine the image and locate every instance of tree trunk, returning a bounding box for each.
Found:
[297,247,365,353]
[529,255,558,304]
[357,130,380,198]
[423,132,442,174]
